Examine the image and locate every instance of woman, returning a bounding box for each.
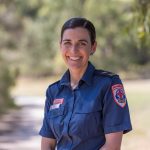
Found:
[39,17,132,150]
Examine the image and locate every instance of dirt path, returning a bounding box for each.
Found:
[0,96,44,150]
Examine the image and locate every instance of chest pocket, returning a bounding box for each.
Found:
[75,103,102,113]
[48,106,65,139]
[72,102,104,138]
[49,106,65,118]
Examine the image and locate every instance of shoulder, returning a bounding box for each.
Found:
[46,80,61,94]
[94,69,119,79]
[47,80,60,90]
[93,69,122,86]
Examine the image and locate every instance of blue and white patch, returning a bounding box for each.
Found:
[112,84,126,108]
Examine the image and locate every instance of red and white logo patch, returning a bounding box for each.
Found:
[53,98,64,105]
[112,84,126,108]
[50,98,64,110]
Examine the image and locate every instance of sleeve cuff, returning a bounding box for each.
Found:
[104,124,132,134]
[39,129,56,139]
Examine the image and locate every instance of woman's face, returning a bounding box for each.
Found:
[60,27,96,71]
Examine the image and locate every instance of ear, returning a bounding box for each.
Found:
[90,41,97,55]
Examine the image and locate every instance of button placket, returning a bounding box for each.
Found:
[67,89,77,149]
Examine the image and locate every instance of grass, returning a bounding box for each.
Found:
[12,77,150,150]
[11,76,60,97]
[122,79,150,150]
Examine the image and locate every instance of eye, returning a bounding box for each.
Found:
[81,42,86,45]
[78,42,87,47]
[64,41,70,45]
[63,41,71,46]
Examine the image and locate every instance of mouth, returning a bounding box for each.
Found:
[68,56,81,61]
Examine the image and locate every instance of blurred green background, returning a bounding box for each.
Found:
[0,0,150,149]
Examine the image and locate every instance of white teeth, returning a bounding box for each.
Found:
[69,57,80,61]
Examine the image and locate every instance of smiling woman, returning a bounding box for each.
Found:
[60,27,97,80]
[39,17,132,150]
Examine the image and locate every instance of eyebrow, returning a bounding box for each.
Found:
[62,39,88,43]
[62,39,71,42]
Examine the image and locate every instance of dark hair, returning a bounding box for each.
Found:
[60,17,96,45]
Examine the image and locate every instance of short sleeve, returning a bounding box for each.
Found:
[103,76,132,134]
[39,88,56,139]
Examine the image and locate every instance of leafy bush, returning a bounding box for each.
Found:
[0,57,18,114]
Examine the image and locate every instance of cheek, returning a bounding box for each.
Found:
[60,49,67,59]
[83,49,91,57]
[60,44,67,52]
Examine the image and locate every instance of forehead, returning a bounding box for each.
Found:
[62,27,90,41]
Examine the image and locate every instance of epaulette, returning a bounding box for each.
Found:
[47,80,61,98]
[95,69,118,78]
[48,80,60,89]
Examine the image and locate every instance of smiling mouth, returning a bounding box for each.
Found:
[68,56,81,61]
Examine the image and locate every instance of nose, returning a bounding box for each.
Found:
[70,44,78,53]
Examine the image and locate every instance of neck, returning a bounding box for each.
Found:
[69,65,88,89]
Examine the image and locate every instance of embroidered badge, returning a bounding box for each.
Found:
[112,84,126,108]
[53,98,64,105]
[50,98,64,110]
[50,104,60,110]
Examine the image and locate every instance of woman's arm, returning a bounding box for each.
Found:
[100,131,123,150]
[41,137,56,150]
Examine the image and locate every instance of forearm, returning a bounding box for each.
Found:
[100,144,121,150]
[41,137,56,150]
[41,144,55,150]
[100,132,123,150]
[41,146,54,150]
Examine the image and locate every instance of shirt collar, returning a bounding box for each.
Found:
[60,69,70,87]
[60,61,95,87]
[81,62,95,86]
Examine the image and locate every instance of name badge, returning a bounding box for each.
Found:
[50,98,64,110]
[50,104,60,110]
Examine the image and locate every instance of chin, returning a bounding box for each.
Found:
[68,63,87,71]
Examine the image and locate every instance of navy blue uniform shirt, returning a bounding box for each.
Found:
[39,62,132,150]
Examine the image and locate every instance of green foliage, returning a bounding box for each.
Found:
[0,56,18,113]
[84,0,132,71]
[0,0,20,113]
[0,0,150,77]
[127,0,150,65]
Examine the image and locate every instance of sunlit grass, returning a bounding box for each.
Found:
[122,80,150,150]
[11,76,60,97]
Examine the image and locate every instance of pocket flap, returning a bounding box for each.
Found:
[48,106,64,118]
[75,104,102,114]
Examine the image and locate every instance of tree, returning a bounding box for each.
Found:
[0,0,19,113]
[1,0,150,78]
[129,0,150,65]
